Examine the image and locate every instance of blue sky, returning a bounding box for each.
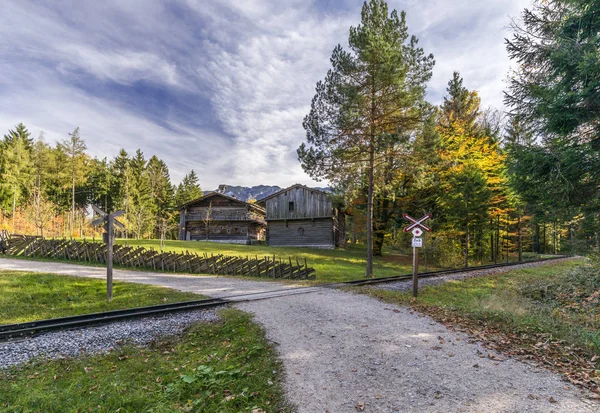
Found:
[0,0,526,189]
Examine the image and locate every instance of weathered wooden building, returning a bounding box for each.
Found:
[259,184,345,248]
[178,192,266,243]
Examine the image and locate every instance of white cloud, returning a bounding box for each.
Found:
[0,0,527,189]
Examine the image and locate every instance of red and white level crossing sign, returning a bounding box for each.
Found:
[403,213,431,233]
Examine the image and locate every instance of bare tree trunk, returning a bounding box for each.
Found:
[11,183,16,234]
[464,199,469,268]
[496,215,500,262]
[517,214,522,262]
[71,167,75,237]
[542,223,546,254]
[366,143,375,277]
[490,217,494,262]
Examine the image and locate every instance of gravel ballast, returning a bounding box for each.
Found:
[0,310,218,369]
[376,258,577,293]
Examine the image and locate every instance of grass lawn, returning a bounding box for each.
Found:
[114,239,415,283]
[0,270,203,324]
[365,258,600,394]
[0,309,289,413]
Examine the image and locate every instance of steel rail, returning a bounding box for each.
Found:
[0,255,568,342]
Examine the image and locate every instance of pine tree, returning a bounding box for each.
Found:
[1,132,33,232]
[3,123,33,150]
[57,127,88,236]
[124,149,153,239]
[505,0,600,142]
[298,0,434,276]
[175,170,202,207]
[505,1,600,247]
[147,155,174,238]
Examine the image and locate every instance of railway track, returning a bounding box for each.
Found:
[0,256,568,342]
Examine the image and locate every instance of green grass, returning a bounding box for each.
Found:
[0,271,203,324]
[0,309,290,413]
[366,259,600,353]
[113,239,414,283]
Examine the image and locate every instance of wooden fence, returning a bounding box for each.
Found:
[5,235,316,280]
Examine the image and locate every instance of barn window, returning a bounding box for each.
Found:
[289,202,295,212]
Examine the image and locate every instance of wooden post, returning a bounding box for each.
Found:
[107,214,114,302]
[412,246,419,298]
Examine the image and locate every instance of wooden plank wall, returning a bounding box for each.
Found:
[266,187,332,220]
[267,219,334,247]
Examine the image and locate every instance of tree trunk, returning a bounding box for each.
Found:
[553,221,557,254]
[464,199,469,268]
[542,223,546,254]
[490,217,494,262]
[11,183,16,234]
[496,215,500,262]
[506,214,510,262]
[373,196,390,257]
[517,214,522,262]
[366,143,375,277]
[71,165,75,237]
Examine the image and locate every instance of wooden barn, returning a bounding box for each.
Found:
[258,184,345,248]
[178,192,266,244]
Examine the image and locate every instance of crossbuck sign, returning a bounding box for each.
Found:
[91,205,125,302]
[403,213,431,236]
[403,212,432,298]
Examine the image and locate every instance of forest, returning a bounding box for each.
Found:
[0,126,202,241]
[1,0,598,269]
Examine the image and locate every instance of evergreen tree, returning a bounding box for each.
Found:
[111,149,130,213]
[298,0,434,276]
[57,127,88,236]
[87,157,116,213]
[175,170,203,207]
[147,155,175,238]
[124,149,153,239]
[3,123,33,150]
[1,132,33,231]
[505,0,600,249]
[505,0,600,142]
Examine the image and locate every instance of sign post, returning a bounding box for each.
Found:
[403,213,431,298]
[91,206,125,302]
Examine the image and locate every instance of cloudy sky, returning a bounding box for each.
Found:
[0,0,526,189]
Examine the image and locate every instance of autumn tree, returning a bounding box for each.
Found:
[298,0,434,276]
[436,73,508,265]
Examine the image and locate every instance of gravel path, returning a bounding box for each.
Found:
[0,310,218,369]
[0,257,299,297]
[376,258,577,292]
[240,290,598,413]
[1,257,598,412]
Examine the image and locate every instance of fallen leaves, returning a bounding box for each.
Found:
[411,304,600,395]
[355,401,366,411]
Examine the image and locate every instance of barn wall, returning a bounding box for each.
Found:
[265,187,332,220]
[186,221,264,242]
[267,219,334,248]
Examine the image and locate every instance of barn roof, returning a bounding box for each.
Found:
[257,184,330,205]
[178,191,266,213]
